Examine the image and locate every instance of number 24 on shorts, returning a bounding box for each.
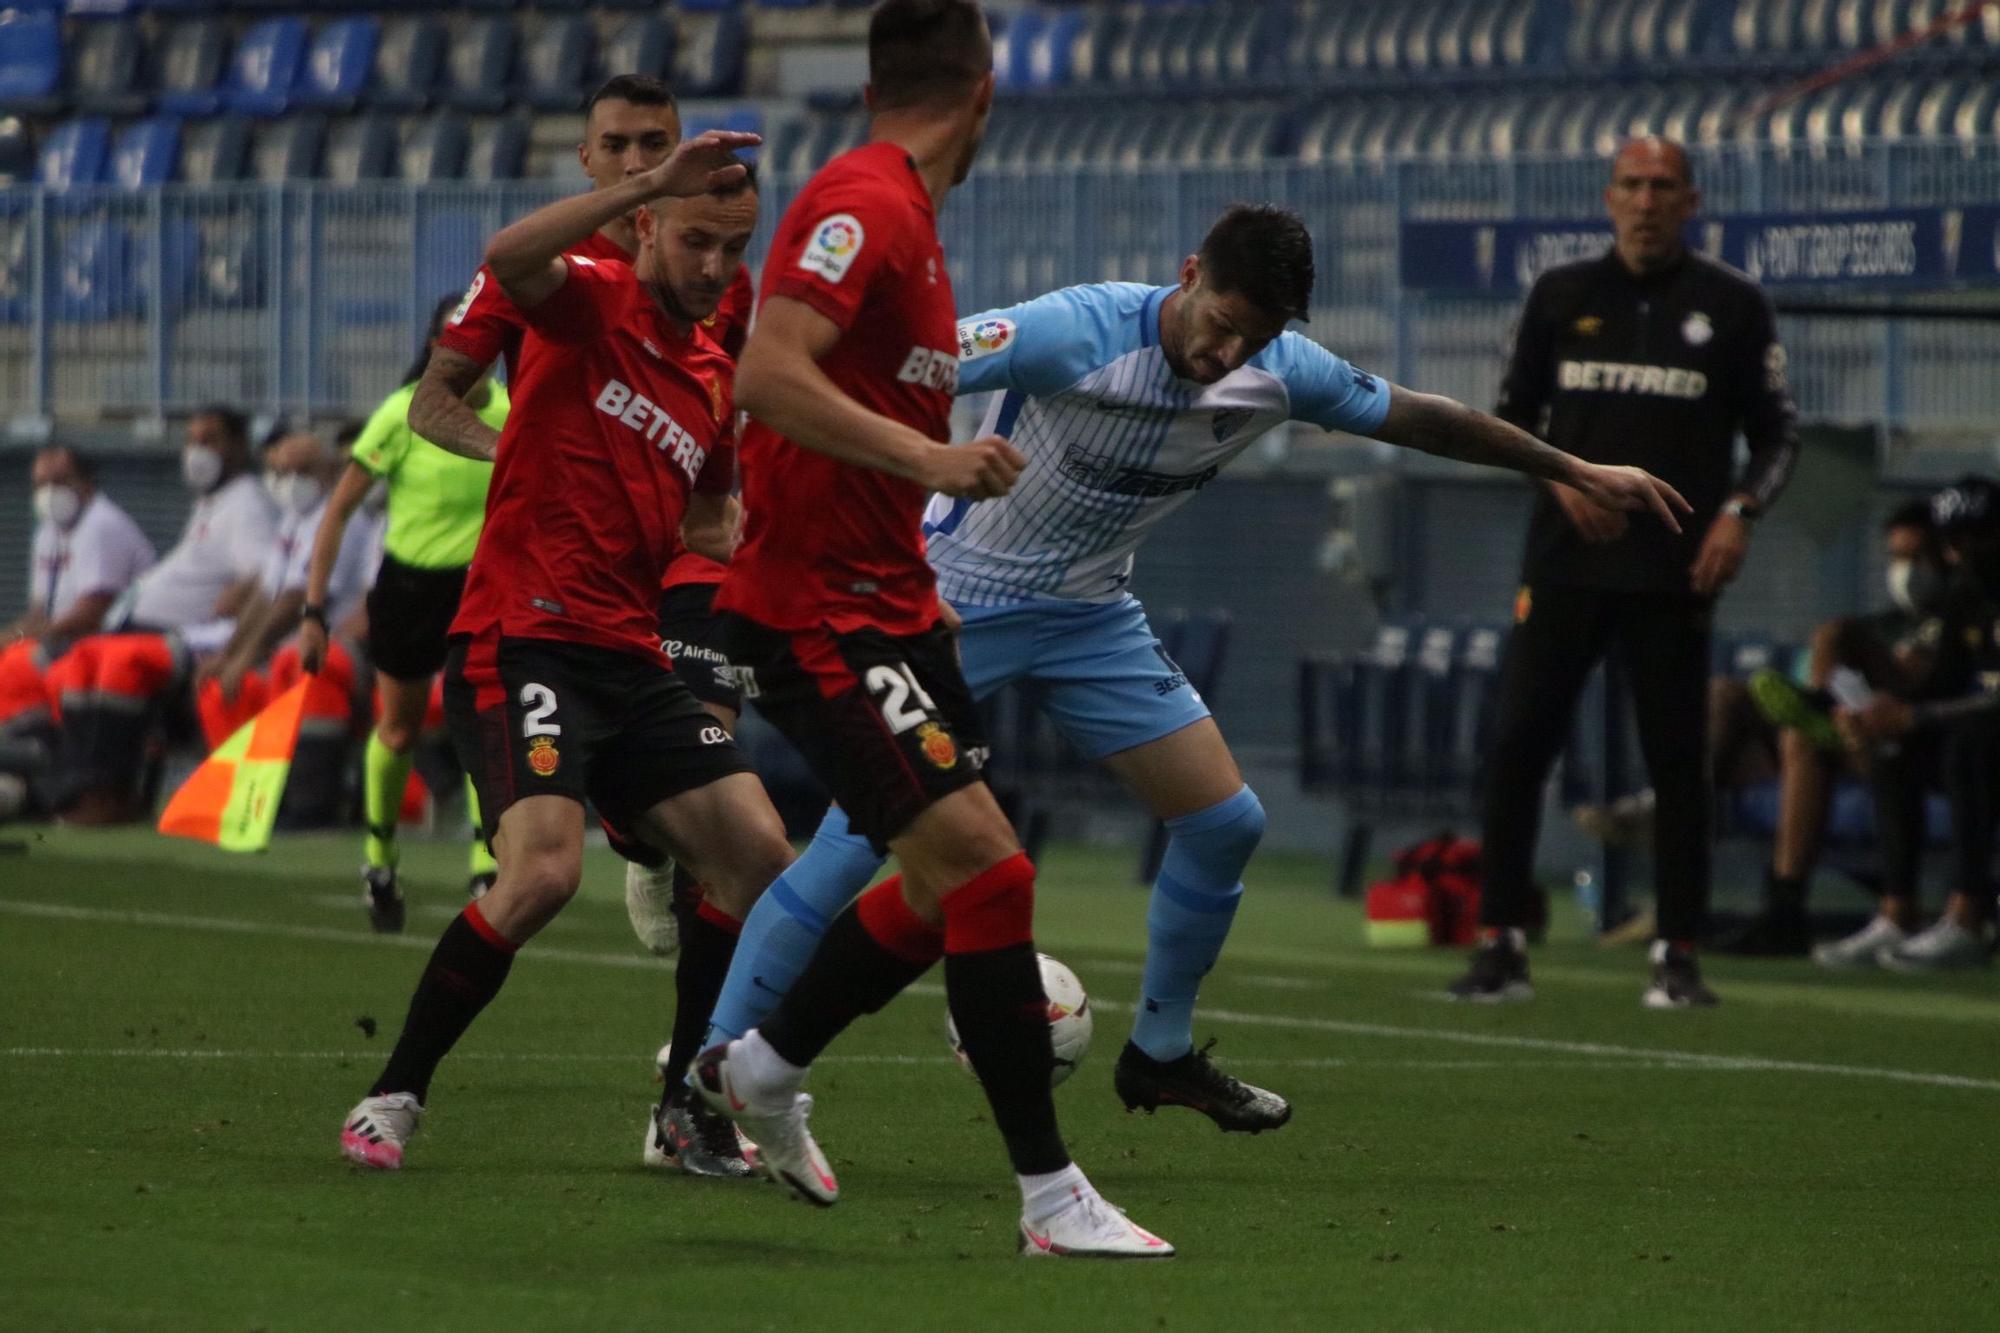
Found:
[865,663,936,734]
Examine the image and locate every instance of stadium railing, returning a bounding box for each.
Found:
[4,138,1999,429]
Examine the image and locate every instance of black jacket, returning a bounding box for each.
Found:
[1498,248,1799,593]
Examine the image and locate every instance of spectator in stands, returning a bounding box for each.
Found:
[46,406,277,824]
[193,429,376,825]
[1448,137,1799,1009]
[1706,501,1950,956]
[0,446,155,817]
[1807,478,2000,971]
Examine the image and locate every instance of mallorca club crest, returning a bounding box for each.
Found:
[527,736,560,777]
[915,721,957,770]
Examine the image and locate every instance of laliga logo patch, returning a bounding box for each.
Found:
[958,317,1015,362]
[448,272,485,326]
[916,721,957,770]
[527,736,560,777]
[799,213,864,283]
[1682,311,1713,346]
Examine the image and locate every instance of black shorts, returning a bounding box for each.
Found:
[443,632,751,845]
[718,613,986,851]
[366,555,467,681]
[656,582,739,713]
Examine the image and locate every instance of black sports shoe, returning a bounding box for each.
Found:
[1113,1038,1291,1133]
[363,865,405,934]
[1643,942,1720,1009]
[1711,907,1810,958]
[644,1088,757,1179]
[1447,937,1533,1002]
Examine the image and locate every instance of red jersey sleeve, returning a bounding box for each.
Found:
[435,265,524,369]
[768,190,902,332]
[519,255,640,346]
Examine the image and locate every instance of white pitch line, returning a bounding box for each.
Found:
[4,897,1997,1094]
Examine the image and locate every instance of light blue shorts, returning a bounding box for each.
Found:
[957,595,1211,760]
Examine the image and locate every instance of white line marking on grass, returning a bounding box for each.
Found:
[5,897,1997,1093]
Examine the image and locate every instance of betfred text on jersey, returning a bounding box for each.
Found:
[896,346,959,393]
[595,379,710,480]
[1556,360,1709,399]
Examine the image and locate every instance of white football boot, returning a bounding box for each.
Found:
[1878,916,1989,972]
[339,1092,422,1170]
[1812,915,1905,969]
[624,861,680,958]
[692,1040,837,1206]
[1019,1190,1175,1260]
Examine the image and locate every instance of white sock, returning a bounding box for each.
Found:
[732,1029,807,1106]
[1018,1162,1091,1225]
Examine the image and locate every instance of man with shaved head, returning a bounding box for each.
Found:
[1447,136,1801,1009]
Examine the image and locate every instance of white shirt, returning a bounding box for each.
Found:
[263,496,374,631]
[925,283,1392,606]
[126,473,278,633]
[28,492,155,623]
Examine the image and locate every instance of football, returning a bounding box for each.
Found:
[945,952,1094,1088]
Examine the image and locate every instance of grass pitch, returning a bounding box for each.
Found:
[3,826,1996,1331]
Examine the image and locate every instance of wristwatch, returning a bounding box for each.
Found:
[300,604,328,626]
[1721,497,1760,521]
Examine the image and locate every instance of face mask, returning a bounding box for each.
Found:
[1886,558,1943,614]
[263,472,324,517]
[32,484,82,529]
[182,446,225,494]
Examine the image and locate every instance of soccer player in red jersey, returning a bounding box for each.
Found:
[336,128,787,1173]
[695,0,1174,1260]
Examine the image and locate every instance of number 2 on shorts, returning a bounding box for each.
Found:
[864,663,936,734]
[520,682,561,737]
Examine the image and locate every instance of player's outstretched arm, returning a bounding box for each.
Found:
[484,130,759,309]
[409,349,503,463]
[1372,385,1690,533]
[737,297,1025,499]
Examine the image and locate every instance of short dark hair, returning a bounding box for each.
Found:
[868,0,992,110]
[1198,205,1316,323]
[1885,498,1935,534]
[193,404,248,449]
[585,74,678,124]
[712,157,758,197]
[37,443,95,483]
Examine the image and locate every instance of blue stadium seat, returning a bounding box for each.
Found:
[0,10,62,111]
[992,8,1041,92]
[109,115,178,187]
[397,113,467,182]
[367,18,444,113]
[1874,76,1928,141]
[519,15,593,112]
[323,114,395,182]
[1498,0,1564,68]
[133,211,199,315]
[1368,1,1414,73]
[1431,0,1479,72]
[1797,0,1840,49]
[463,116,527,181]
[249,114,324,181]
[1066,7,1123,84]
[1025,10,1082,89]
[0,114,33,185]
[67,1,139,14]
[443,17,519,113]
[154,19,230,117]
[1954,80,2000,145]
[177,114,249,182]
[38,117,109,188]
[1213,1,1278,82]
[68,17,145,116]
[599,15,674,84]
[1464,0,1508,68]
[675,9,746,97]
[296,17,377,112]
[223,17,307,117]
[57,217,128,321]
[681,105,763,160]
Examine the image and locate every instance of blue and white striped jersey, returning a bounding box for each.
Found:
[924,282,1392,606]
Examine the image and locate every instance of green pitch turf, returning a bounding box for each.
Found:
[3,827,1997,1332]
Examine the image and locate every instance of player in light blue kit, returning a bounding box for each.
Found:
[698,206,1687,1130]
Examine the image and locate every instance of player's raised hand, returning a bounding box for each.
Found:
[924,436,1027,499]
[643,131,763,200]
[1566,463,1691,535]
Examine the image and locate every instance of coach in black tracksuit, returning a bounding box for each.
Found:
[1449,138,1800,1009]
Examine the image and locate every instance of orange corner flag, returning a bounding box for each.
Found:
[157,676,344,852]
